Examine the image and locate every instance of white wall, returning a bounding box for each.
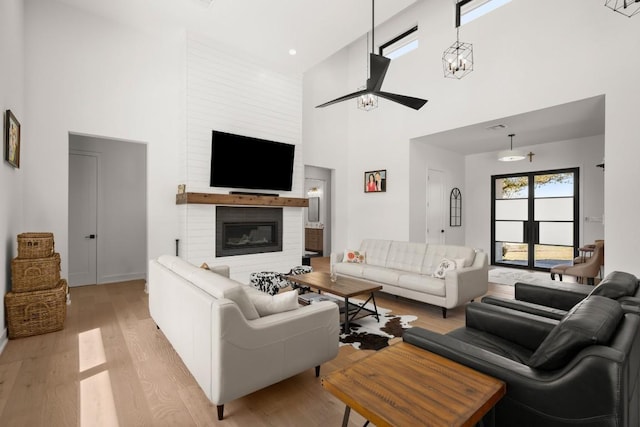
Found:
[24,0,185,280]
[303,0,640,275]
[180,33,304,283]
[69,135,147,284]
[0,0,25,352]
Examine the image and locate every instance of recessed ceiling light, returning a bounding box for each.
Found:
[289,49,297,56]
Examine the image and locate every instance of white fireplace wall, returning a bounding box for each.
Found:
[182,33,304,283]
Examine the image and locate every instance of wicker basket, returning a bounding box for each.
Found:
[5,279,67,339]
[17,232,55,259]
[11,253,61,292]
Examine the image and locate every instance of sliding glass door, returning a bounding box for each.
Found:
[492,168,578,270]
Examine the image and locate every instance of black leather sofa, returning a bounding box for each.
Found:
[403,295,640,426]
[482,271,640,319]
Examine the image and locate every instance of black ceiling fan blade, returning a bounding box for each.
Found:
[315,89,368,108]
[366,53,391,92]
[376,91,428,110]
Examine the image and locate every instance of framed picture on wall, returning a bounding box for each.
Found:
[364,170,386,193]
[5,110,20,168]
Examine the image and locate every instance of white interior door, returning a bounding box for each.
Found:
[427,169,445,244]
[69,153,98,286]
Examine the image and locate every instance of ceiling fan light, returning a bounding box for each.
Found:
[497,150,526,162]
[357,93,378,111]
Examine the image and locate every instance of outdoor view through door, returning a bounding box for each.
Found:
[491,168,578,270]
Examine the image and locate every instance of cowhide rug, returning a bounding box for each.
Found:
[339,307,417,351]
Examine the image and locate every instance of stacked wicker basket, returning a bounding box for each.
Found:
[5,232,68,339]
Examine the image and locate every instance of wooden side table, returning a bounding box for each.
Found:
[322,342,506,427]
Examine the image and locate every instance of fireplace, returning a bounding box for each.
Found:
[216,206,283,257]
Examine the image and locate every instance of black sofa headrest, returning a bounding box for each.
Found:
[589,271,639,300]
[528,296,623,371]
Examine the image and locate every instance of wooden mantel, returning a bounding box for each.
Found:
[176,192,309,207]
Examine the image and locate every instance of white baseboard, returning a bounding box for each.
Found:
[99,272,146,284]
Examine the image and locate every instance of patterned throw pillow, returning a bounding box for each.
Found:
[433,258,456,279]
[343,250,366,263]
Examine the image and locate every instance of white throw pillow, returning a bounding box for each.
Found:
[225,287,260,320]
[454,258,467,269]
[250,290,299,317]
[433,258,456,279]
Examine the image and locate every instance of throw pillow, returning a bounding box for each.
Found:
[225,286,261,320]
[250,290,299,317]
[527,296,623,370]
[433,258,456,279]
[454,258,467,269]
[343,250,366,263]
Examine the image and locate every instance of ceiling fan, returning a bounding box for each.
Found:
[315,0,428,111]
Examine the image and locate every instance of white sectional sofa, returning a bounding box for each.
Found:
[148,255,340,420]
[331,239,488,318]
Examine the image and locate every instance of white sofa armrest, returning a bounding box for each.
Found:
[444,252,489,308]
[330,252,344,273]
[212,300,340,404]
[208,265,230,278]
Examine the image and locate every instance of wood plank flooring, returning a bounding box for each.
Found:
[0,258,514,426]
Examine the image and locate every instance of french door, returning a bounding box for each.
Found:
[491,168,579,271]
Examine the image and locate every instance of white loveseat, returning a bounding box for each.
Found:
[331,239,488,318]
[148,255,340,420]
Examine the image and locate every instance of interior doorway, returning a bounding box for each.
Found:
[68,134,147,287]
[491,168,579,271]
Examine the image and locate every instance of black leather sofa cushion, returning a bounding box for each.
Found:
[590,271,639,299]
[481,295,567,320]
[528,296,623,370]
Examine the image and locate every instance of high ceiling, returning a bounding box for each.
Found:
[54,0,417,74]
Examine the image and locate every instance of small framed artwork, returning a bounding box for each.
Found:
[364,169,386,193]
[5,110,20,168]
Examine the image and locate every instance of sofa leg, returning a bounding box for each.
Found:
[587,277,595,286]
[315,365,321,377]
[550,273,555,280]
[441,308,447,319]
[217,405,224,420]
[559,274,563,281]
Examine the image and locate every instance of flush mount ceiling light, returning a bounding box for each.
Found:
[605,0,640,17]
[443,0,474,79]
[498,133,525,162]
[316,0,428,111]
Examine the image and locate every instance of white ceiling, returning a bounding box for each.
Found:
[416,95,606,155]
[54,0,417,74]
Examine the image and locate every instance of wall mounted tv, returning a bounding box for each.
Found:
[210,130,295,192]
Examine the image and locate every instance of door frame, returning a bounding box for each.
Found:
[427,168,445,244]
[491,167,580,271]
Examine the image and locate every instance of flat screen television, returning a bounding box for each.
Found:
[210,130,295,192]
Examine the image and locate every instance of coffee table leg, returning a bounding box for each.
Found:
[341,406,350,427]
[343,297,350,333]
[370,292,380,322]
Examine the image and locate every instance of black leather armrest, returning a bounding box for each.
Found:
[515,281,591,310]
[618,296,640,314]
[481,296,567,320]
[464,302,557,350]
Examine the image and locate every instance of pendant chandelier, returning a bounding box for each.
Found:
[443,0,474,79]
[605,0,640,17]
[497,134,525,162]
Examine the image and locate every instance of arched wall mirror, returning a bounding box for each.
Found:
[450,188,462,227]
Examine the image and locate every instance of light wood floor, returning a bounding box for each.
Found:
[0,258,514,426]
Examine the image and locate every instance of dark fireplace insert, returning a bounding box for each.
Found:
[216,207,283,257]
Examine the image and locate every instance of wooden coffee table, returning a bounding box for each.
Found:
[286,272,382,333]
[322,342,506,427]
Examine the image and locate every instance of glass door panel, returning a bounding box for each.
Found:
[492,169,578,271]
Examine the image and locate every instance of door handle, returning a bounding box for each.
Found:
[85,234,96,239]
